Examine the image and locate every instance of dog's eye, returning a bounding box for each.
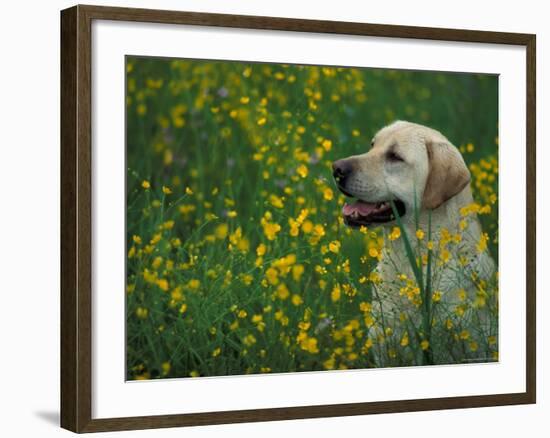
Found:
[387,151,404,162]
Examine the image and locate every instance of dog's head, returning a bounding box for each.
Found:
[332,121,470,228]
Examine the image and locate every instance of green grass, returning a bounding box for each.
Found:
[125,57,499,380]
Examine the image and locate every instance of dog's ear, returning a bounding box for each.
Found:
[422,140,471,210]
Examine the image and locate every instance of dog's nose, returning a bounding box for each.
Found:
[332,159,353,182]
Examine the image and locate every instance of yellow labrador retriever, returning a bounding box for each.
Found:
[333,121,495,317]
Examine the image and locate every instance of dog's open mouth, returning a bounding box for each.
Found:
[342,199,406,227]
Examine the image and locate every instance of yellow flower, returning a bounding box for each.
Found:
[141,180,150,189]
[256,243,267,256]
[322,139,332,151]
[215,223,228,239]
[328,240,341,254]
[300,336,319,354]
[152,256,163,269]
[135,307,148,319]
[400,332,409,347]
[368,247,379,258]
[369,271,382,284]
[163,149,173,165]
[261,215,282,241]
[420,340,430,351]
[162,185,172,194]
[271,254,296,271]
[134,372,150,380]
[257,117,267,126]
[189,370,200,378]
[156,278,169,291]
[179,204,196,216]
[359,302,372,313]
[291,294,303,306]
[276,283,290,300]
[162,220,175,230]
[313,224,325,236]
[479,205,491,214]
[229,227,250,252]
[389,227,401,241]
[170,286,183,302]
[185,186,193,195]
[364,314,374,327]
[301,220,313,234]
[188,279,200,290]
[331,284,341,302]
[477,232,489,253]
[323,187,334,201]
[171,104,186,127]
[416,229,425,240]
[432,291,442,302]
[212,347,221,357]
[296,164,308,178]
[237,309,247,318]
[292,264,304,281]
[137,103,147,115]
[251,314,263,324]
[265,267,279,285]
[460,202,480,217]
[269,194,284,208]
[161,361,171,375]
[143,269,157,284]
[240,274,253,286]
[323,357,336,370]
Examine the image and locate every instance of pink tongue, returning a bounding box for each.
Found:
[342,200,378,216]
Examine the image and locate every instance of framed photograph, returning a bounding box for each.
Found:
[60,4,536,433]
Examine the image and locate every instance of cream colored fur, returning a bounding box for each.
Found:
[337,121,495,317]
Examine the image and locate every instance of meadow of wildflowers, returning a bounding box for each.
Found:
[125,56,499,380]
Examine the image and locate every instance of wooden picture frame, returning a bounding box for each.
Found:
[61,4,536,433]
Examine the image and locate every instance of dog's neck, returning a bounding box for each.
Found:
[378,184,495,294]
[382,185,483,261]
